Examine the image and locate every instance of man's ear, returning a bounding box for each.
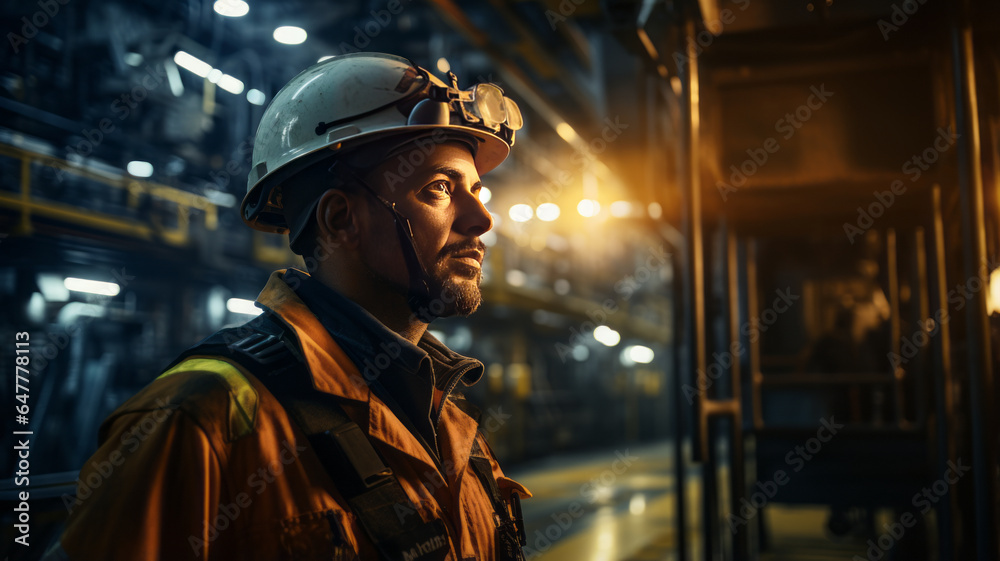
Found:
[316,189,360,248]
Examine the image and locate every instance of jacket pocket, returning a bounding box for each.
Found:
[279,509,357,561]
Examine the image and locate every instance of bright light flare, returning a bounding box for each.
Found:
[273,26,307,45]
[173,51,212,78]
[246,89,266,105]
[64,277,121,297]
[509,204,533,222]
[213,0,249,17]
[127,161,153,177]
[593,325,620,346]
[626,345,655,364]
[610,200,633,217]
[218,74,245,94]
[536,203,560,222]
[577,199,600,217]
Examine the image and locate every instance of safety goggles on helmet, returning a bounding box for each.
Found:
[315,56,523,149]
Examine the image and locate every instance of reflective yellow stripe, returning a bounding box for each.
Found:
[158,356,259,440]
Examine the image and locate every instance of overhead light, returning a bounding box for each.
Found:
[509,203,533,222]
[593,325,621,347]
[218,74,244,94]
[246,89,266,105]
[436,57,451,73]
[226,297,262,316]
[479,186,492,204]
[206,68,223,84]
[173,51,212,78]
[127,161,153,177]
[273,26,307,45]
[610,200,633,217]
[64,277,121,297]
[536,203,560,222]
[625,345,655,364]
[213,0,249,17]
[577,199,600,218]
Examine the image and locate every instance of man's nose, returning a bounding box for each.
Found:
[453,188,494,237]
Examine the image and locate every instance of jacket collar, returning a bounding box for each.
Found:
[254,269,483,485]
[280,267,484,391]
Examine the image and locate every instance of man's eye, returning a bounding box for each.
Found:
[428,181,451,196]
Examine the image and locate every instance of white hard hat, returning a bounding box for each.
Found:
[241,52,522,235]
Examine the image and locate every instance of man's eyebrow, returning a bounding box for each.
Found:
[427,165,483,191]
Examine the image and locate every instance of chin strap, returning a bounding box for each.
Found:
[328,161,438,322]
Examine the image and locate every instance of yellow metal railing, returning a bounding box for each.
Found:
[0,143,217,246]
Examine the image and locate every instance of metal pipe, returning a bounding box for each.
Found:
[913,228,930,427]
[748,239,763,429]
[727,230,748,561]
[950,3,998,556]
[930,187,958,560]
[886,228,904,426]
[674,14,714,559]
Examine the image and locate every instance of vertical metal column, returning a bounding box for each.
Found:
[748,240,763,430]
[726,231,749,561]
[930,186,959,560]
[681,13,709,561]
[950,2,999,557]
[913,228,930,427]
[887,229,905,426]
[673,9,704,560]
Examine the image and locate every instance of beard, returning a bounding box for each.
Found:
[424,239,486,317]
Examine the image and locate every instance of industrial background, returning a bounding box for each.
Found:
[1,0,998,559]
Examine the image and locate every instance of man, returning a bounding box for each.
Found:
[43,53,530,560]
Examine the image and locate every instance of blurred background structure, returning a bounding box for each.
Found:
[1,0,999,559]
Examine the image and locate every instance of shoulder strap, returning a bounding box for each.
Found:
[171,313,450,561]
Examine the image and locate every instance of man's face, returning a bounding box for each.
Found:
[358,140,493,318]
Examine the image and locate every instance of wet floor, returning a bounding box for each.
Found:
[507,441,887,561]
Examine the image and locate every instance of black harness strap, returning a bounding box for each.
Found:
[167,312,449,561]
[469,439,527,561]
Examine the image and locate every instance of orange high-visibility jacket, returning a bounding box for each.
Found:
[47,269,530,560]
